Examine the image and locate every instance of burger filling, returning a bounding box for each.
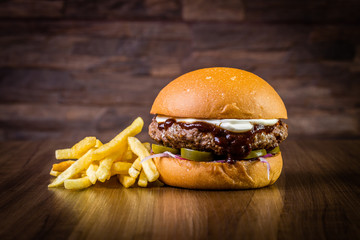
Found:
[148,116,288,162]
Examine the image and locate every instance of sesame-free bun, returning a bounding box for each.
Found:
[150,67,287,119]
[154,153,283,190]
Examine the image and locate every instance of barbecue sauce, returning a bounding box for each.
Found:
[158,118,276,162]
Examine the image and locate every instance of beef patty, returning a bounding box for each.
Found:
[149,117,288,160]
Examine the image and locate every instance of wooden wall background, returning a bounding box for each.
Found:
[0,0,359,142]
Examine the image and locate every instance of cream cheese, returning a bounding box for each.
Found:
[156,116,278,133]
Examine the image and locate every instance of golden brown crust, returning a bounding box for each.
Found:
[150,67,287,119]
[154,153,283,189]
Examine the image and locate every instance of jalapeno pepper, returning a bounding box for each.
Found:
[151,144,179,154]
[180,148,213,162]
[268,146,280,154]
[243,149,267,159]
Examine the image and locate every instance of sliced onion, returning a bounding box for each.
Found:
[259,157,270,180]
[140,151,185,163]
[262,153,274,158]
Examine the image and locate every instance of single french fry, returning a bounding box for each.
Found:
[138,170,148,187]
[86,163,98,184]
[128,137,159,182]
[117,175,136,188]
[142,159,159,183]
[111,162,132,175]
[52,160,75,172]
[64,176,92,190]
[55,149,74,160]
[71,136,97,156]
[48,149,94,188]
[55,137,96,159]
[96,151,123,182]
[50,170,61,177]
[92,117,144,161]
[95,139,103,148]
[128,157,141,178]
[128,137,149,160]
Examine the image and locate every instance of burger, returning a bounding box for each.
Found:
[148,67,288,189]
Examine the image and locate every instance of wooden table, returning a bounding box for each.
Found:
[0,140,359,240]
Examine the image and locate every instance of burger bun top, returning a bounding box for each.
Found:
[150,67,287,119]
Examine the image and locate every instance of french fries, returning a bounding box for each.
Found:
[55,137,96,159]
[96,151,122,182]
[138,170,148,187]
[64,177,92,190]
[49,117,163,190]
[86,163,98,184]
[92,117,143,161]
[55,149,74,160]
[49,148,95,188]
[117,175,136,188]
[128,137,159,182]
[52,160,75,172]
[95,139,103,148]
[128,158,141,178]
[120,147,135,163]
[111,162,132,175]
[50,170,61,177]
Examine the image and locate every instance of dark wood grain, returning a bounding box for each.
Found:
[0,140,359,239]
[1,1,360,141]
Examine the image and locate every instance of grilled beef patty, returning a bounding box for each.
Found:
[149,117,288,160]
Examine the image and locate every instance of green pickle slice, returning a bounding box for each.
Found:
[243,149,267,159]
[268,146,280,154]
[180,148,213,162]
[151,144,179,154]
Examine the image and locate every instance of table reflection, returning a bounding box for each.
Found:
[49,178,284,239]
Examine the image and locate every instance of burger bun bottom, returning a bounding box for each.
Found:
[154,153,283,190]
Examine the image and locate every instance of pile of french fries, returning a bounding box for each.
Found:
[48,117,162,190]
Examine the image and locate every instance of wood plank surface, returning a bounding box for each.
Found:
[0,140,359,239]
